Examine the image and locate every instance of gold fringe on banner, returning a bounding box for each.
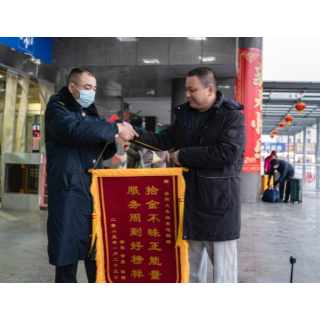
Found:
[176,174,189,283]
[89,175,106,283]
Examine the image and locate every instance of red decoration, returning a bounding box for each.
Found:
[235,48,262,173]
[304,172,316,183]
[108,114,120,122]
[295,102,306,114]
[285,115,294,125]
[272,129,278,135]
[270,134,275,139]
[278,122,286,130]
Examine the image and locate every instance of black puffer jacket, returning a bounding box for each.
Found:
[268,159,295,184]
[132,91,246,241]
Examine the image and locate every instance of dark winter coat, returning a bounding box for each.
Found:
[132,91,246,241]
[45,87,118,266]
[268,159,295,185]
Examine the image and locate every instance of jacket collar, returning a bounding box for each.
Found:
[58,86,100,116]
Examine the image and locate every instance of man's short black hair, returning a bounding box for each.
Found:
[68,68,95,85]
[187,67,217,92]
[271,159,279,166]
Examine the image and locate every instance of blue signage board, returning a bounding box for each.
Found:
[0,37,52,65]
[262,142,286,153]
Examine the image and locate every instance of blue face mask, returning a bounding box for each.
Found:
[273,166,278,169]
[73,85,96,108]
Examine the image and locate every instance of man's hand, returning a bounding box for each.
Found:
[170,150,180,165]
[117,122,139,141]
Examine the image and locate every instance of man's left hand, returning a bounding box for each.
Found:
[170,150,180,165]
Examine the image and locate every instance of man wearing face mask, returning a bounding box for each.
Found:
[268,159,295,203]
[45,68,138,283]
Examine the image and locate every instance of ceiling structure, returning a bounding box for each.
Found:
[0,63,320,136]
[0,38,320,136]
[262,81,320,136]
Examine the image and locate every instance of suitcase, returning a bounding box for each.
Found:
[261,175,274,195]
[290,178,302,203]
[262,188,281,203]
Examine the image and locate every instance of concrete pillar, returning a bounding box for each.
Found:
[303,127,307,179]
[170,78,187,166]
[293,133,296,163]
[316,118,320,189]
[287,135,290,162]
[236,37,263,203]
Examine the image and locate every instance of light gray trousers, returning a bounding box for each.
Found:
[187,240,237,283]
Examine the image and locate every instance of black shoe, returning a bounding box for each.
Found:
[283,200,288,203]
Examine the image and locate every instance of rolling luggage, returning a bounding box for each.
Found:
[261,175,274,195]
[290,178,302,203]
[262,188,281,203]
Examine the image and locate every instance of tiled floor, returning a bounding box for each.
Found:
[1,191,320,283]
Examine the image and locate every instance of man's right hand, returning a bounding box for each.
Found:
[117,122,139,141]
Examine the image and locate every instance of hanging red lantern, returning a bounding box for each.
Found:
[285,115,293,125]
[270,134,275,139]
[278,121,286,130]
[295,102,306,114]
[272,129,278,135]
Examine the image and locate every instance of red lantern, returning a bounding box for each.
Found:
[272,129,278,135]
[270,134,275,139]
[285,115,293,125]
[295,102,306,114]
[278,122,286,130]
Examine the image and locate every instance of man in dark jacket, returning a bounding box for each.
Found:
[268,159,295,203]
[130,67,246,283]
[45,68,138,283]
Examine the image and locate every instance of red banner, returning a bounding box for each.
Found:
[90,168,189,283]
[236,48,263,172]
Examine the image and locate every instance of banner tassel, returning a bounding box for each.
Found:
[175,197,184,248]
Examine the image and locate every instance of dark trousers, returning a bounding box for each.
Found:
[279,171,295,201]
[55,257,97,283]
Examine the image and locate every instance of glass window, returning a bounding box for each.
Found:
[5,163,39,194]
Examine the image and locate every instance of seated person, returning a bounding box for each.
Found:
[268,159,295,203]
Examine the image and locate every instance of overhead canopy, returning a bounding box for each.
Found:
[262,81,320,136]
